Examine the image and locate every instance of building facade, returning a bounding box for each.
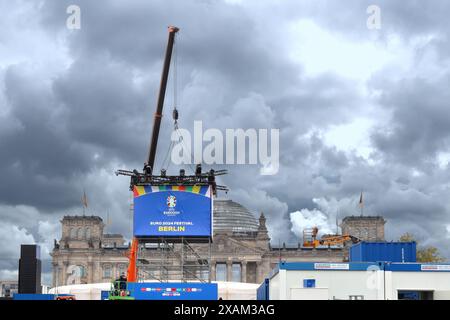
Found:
[51,200,385,286]
[340,216,386,241]
[0,280,18,298]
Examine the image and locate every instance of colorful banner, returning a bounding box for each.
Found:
[128,282,218,300]
[133,185,212,237]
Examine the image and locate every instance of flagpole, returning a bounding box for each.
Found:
[106,210,110,234]
[360,199,362,216]
[82,191,85,216]
[359,190,364,216]
[336,210,339,235]
[82,189,88,216]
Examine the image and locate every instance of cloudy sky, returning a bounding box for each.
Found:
[1,0,450,284]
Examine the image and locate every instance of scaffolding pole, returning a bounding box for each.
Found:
[135,237,212,283]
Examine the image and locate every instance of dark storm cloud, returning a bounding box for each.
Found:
[0,64,91,210]
[272,74,364,130]
[375,0,450,36]
[371,76,450,169]
[281,0,450,40]
[52,53,152,163]
[40,0,300,93]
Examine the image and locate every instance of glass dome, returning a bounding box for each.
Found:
[213,199,259,233]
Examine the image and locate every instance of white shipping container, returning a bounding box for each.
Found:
[267,262,450,300]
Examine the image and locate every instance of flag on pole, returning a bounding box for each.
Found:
[358,192,363,208]
[358,191,364,216]
[106,211,111,226]
[104,211,111,233]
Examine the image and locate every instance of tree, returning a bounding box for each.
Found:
[399,232,446,263]
[416,247,445,263]
[399,233,414,242]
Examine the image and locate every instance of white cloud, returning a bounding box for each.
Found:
[228,187,290,242]
[0,204,42,230]
[37,220,59,258]
[83,164,133,239]
[0,223,35,259]
[290,197,360,238]
[288,19,396,80]
[437,151,450,169]
[0,269,18,280]
[323,117,375,159]
[224,0,244,4]
[0,1,70,73]
[290,208,334,238]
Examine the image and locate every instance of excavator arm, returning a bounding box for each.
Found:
[319,235,359,246]
[303,226,360,248]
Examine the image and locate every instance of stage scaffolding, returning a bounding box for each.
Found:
[135,237,212,283]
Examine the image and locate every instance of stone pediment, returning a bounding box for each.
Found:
[212,234,267,255]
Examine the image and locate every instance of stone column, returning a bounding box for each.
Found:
[62,261,69,286]
[94,260,101,283]
[113,263,117,279]
[256,261,262,284]
[88,262,94,284]
[241,261,247,283]
[51,262,57,287]
[210,262,216,281]
[226,261,232,282]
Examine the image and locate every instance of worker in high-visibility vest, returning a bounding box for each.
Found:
[113,273,127,296]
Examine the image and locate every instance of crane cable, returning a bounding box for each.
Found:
[160,35,196,174]
[172,36,197,174]
[173,33,178,128]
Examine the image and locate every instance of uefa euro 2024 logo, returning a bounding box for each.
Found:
[167,195,177,208]
[164,195,179,216]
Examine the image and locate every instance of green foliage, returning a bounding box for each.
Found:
[399,232,415,242]
[416,246,446,263]
[398,232,446,263]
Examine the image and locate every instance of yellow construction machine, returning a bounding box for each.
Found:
[303,227,359,248]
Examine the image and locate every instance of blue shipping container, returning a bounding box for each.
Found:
[350,242,416,263]
[257,279,269,300]
[13,294,55,300]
